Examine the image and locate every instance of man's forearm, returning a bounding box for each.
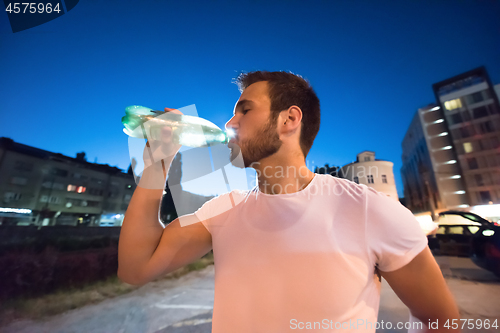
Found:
[117,158,172,285]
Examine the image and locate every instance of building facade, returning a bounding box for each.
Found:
[401,105,468,216]
[0,137,136,226]
[432,67,500,207]
[401,67,500,220]
[340,151,399,200]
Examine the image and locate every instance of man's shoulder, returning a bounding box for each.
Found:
[313,174,367,199]
[194,188,250,221]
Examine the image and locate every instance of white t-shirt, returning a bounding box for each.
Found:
[194,174,428,332]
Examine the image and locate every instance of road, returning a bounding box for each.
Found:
[2,256,499,333]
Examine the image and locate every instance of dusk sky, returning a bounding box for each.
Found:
[1,0,499,197]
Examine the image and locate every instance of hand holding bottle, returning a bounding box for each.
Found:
[143,107,183,169]
[122,104,231,189]
[138,107,183,189]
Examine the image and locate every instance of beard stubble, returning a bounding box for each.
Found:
[229,116,282,168]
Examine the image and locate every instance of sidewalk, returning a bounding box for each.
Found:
[2,256,498,333]
[434,255,499,282]
[377,255,500,333]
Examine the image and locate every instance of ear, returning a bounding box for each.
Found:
[280,106,302,133]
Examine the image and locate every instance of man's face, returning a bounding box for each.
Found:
[226,81,282,168]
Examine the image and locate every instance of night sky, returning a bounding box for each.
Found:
[1,0,499,197]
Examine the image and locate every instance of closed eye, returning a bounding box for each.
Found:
[243,109,250,114]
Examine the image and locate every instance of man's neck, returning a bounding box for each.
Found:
[252,153,315,195]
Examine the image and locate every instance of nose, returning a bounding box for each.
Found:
[225,115,237,131]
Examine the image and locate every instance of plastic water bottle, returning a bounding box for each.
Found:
[122,105,230,148]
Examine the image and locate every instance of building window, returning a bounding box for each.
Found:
[91,178,104,185]
[470,92,484,104]
[487,103,499,115]
[72,173,88,180]
[473,106,488,119]
[67,184,77,192]
[461,111,471,121]
[14,160,33,172]
[67,198,82,206]
[10,177,28,186]
[367,175,374,184]
[88,188,103,196]
[463,142,473,153]
[459,127,470,138]
[76,186,86,193]
[40,195,60,204]
[50,168,68,177]
[52,183,64,190]
[353,176,359,184]
[444,98,462,111]
[4,192,22,202]
[382,175,387,184]
[450,113,462,124]
[49,196,60,204]
[475,174,484,187]
[364,156,371,162]
[479,121,494,133]
[467,158,478,170]
[480,139,491,150]
[479,191,492,203]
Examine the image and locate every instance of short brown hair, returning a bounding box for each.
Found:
[234,71,320,157]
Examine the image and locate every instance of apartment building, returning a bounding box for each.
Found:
[402,66,500,220]
[0,137,136,226]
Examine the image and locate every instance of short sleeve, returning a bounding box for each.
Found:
[365,188,428,272]
[193,190,247,234]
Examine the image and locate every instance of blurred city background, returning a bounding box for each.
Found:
[1,0,499,332]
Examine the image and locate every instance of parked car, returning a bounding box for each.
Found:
[429,211,500,277]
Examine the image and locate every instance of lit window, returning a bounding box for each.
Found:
[367,175,374,184]
[444,98,463,111]
[382,175,387,184]
[77,186,86,193]
[463,142,473,153]
[67,184,77,192]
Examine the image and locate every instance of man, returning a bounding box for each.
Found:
[118,71,461,332]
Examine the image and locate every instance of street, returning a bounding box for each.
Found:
[2,255,499,333]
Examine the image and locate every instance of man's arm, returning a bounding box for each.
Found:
[379,247,461,333]
[117,184,212,285]
[118,108,212,285]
